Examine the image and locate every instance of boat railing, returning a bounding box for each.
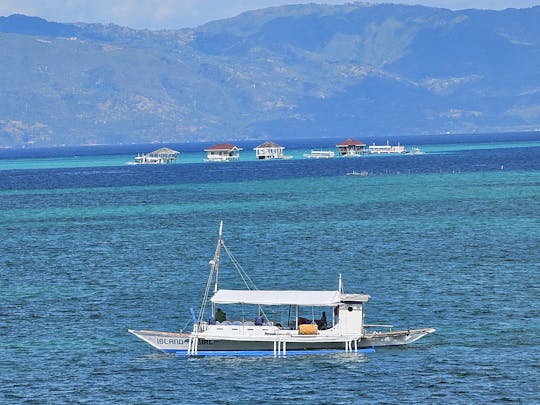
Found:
[198,320,276,331]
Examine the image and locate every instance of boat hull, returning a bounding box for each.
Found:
[129,327,435,355]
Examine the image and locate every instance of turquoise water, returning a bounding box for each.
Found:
[1,139,539,403]
[2,139,539,171]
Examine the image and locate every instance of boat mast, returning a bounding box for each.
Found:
[208,221,223,318]
[213,221,223,294]
[196,221,224,325]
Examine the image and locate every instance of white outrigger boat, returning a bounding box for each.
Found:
[129,223,435,356]
[303,150,336,159]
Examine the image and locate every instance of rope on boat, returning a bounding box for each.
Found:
[221,240,270,323]
[221,240,257,290]
[191,237,220,355]
[191,225,271,350]
[195,259,216,329]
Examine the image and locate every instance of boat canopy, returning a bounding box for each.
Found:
[211,289,365,306]
[340,293,370,303]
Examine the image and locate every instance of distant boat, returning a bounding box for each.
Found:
[304,150,335,159]
[368,141,407,154]
[129,222,435,356]
[346,170,369,176]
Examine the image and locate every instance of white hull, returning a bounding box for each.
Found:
[304,150,335,159]
[127,161,165,165]
[129,327,435,355]
[368,141,408,154]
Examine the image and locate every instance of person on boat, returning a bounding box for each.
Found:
[316,312,327,330]
[215,308,226,323]
[255,313,263,326]
[297,316,309,326]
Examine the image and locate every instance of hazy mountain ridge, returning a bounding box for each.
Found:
[1,4,539,147]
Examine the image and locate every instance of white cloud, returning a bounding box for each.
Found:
[0,0,538,30]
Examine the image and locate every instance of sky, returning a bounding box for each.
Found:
[0,0,538,30]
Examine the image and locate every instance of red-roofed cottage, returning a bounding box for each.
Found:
[336,138,367,157]
[204,143,243,162]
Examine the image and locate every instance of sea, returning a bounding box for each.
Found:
[1,133,539,404]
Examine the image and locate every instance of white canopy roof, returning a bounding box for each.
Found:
[341,293,370,303]
[211,289,342,306]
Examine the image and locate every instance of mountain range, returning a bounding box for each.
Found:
[1,4,539,147]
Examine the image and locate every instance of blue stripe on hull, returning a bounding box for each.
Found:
[170,348,375,357]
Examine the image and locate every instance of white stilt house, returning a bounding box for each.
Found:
[254,141,286,160]
[148,147,180,162]
[336,138,367,157]
[131,147,179,164]
[204,143,243,162]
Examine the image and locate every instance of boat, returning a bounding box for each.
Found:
[303,150,335,159]
[346,170,369,176]
[129,222,435,356]
[368,141,407,154]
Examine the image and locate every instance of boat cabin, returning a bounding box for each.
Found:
[336,138,367,157]
[254,141,286,160]
[206,288,370,337]
[204,143,242,162]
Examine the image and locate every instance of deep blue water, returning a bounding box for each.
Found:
[1,139,539,403]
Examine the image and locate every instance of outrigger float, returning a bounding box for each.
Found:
[129,223,435,357]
